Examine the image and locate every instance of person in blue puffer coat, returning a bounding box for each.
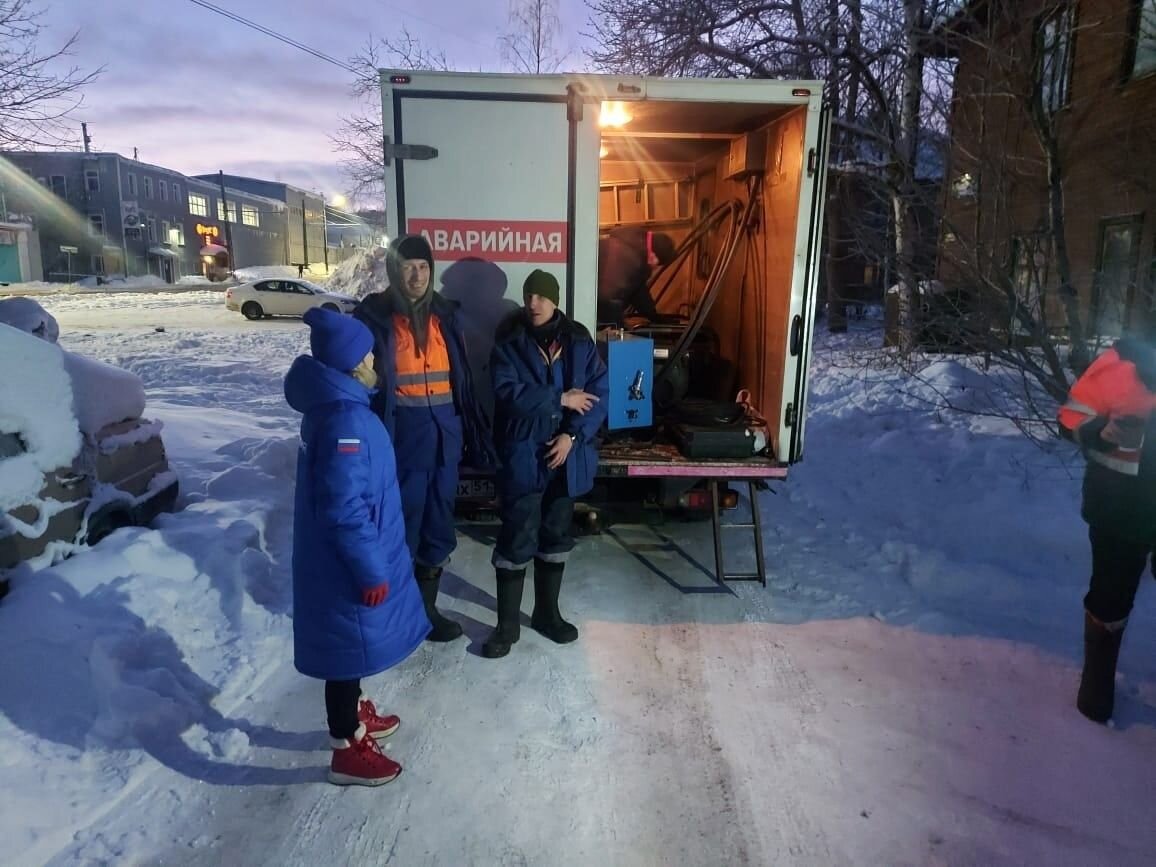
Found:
[284,307,431,786]
[483,269,609,659]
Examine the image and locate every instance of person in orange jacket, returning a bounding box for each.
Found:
[1058,337,1156,724]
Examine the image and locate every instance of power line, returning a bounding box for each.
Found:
[185,0,371,80]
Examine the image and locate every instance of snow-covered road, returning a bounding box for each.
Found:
[3,292,1155,866]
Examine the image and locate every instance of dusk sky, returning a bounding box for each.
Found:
[38,0,593,203]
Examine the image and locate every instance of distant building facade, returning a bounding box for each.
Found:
[0,152,372,284]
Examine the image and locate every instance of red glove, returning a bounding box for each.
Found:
[362,582,389,607]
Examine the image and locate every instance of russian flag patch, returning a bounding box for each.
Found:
[337,438,361,455]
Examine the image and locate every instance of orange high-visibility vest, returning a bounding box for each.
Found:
[1058,347,1156,476]
[393,313,454,408]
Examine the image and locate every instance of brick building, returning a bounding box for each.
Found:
[937,0,1156,338]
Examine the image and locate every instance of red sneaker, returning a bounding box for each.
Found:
[358,696,400,740]
[329,724,402,787]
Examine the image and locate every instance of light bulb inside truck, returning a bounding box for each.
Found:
[599,101,632,128]
[600,145,609,158]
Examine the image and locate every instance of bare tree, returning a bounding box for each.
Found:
[0,0,100,149]
[330,31,449,208]
[500,0,568,73]
[586,1,954,328]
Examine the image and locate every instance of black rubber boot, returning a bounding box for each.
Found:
[530,558,578,645]
[482,568,525,659]
[415,565,463,643]
[1077,610,1126,724]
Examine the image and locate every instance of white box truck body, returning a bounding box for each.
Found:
[380,71,830,472]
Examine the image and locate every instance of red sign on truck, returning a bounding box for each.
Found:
[408,219,568,264]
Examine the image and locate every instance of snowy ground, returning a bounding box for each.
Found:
[2,292,1155,866]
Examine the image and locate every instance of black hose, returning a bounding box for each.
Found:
[649,199,743,309]
[655,177,763,391]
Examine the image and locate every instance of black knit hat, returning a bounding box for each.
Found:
[523,269,560,306]
[385,234,435,288]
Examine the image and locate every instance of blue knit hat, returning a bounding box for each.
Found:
[303,307,373,372]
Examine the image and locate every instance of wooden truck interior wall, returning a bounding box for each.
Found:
[598,102,806,450]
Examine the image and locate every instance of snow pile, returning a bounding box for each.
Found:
[0,324,81,511]
[234,265,301,283]
[324,246,389,300]
[177,275,213,287]
[0,297,60,343]
[62,353,147,436]
[3,297,1156,866]
[77,275,169,291]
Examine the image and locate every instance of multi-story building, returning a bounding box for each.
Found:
[194,175,326,270]
[936,0,1156,338]
[0,152,351,284]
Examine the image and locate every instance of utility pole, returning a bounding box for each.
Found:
[81,123,92,153]
[322,195,329,272]
[218,171,235,275]
[301,197,310,272]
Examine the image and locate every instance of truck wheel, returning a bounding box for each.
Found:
[242,301,264,320]
[87,510,130,545]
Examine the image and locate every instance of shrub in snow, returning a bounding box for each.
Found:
[0,297,60,343]
[0,324,82,512]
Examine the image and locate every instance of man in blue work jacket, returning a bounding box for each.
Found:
[354,235,494,642]
[484,269,609,659]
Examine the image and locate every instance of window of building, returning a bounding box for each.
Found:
[241,204,260,227]
[127,172,138,197]
[1010,235,1050,327]
[50,175,67,198]
[147,216,157,243]
[85,170,100,193]
[188,192,209,217]
[217,200,238,222]
[88,213,104,236]
[160,180,169,201]
[172,183,180,202]
[143,176,154,198]
[1130,0,1156,78]
[162,220,171,243]
[175,223,186,246]
[1037,5,1074,114]
[1093,215,1144,337]
[92,255,105,275]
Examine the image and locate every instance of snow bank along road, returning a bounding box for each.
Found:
[2,292,1155,866]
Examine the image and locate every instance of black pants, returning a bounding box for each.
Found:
[493,471,575,569]
[1085,526,1155,624]
[325,679,361,740]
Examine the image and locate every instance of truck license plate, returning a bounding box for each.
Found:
[457,478,495,500]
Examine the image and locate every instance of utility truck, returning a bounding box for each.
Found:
[379,70,830,584]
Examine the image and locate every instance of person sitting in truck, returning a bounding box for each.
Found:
[597,227,679,327]
[483,269,609,659]
[354,234,495,644]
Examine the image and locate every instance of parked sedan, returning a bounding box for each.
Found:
[225,279,358,320]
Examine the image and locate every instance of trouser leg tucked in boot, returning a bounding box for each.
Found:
[415,565,463,642]
[483,568,525,659]
[1077,610,1127,724]
[531,557,578,644]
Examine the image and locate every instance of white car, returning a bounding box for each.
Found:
[225,279,358,320]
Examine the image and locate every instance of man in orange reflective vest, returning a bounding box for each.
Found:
[354,235,494,642]
[1058,336,1156,724]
